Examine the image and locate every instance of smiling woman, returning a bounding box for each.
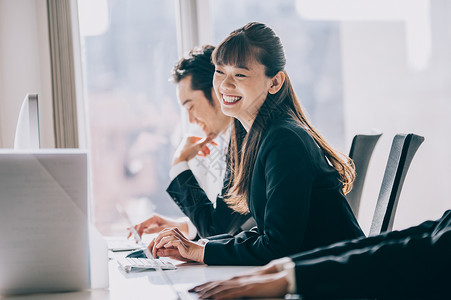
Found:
[214,61,282,131]
[149,22,364,266]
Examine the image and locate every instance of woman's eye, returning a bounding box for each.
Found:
[188,106,194,111]
[215,70,224,75]
[236,74,246,78]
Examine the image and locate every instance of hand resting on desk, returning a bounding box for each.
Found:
[191,273,289,299]
[190,262,288,299]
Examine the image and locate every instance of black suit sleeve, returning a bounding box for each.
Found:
[204,128,318,265]
[166,169,250,238]
[292,210,451,299]
[289,216,439,263]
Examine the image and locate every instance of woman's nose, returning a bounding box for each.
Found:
[221,75,235,90]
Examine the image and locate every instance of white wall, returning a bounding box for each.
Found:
[341,1,451,233]
[0,0,54,148]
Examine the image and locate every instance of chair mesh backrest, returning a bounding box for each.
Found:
[369,133,424,236]
[346,133,382,217]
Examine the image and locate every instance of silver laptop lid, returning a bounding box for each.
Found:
[0,149,91,295]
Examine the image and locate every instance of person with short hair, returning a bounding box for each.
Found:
[131,45,253,241]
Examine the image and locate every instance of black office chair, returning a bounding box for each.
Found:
[345,133,382,217]
[369,133,424,236]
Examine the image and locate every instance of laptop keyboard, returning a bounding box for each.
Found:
[117,257,177,273]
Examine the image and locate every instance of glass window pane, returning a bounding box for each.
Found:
[78,0,181,235]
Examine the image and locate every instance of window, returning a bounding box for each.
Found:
[211,0,346,149]
[78,0,182,235]
[77,0,451,236]
[209,0,451,232]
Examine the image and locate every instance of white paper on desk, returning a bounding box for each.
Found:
[0,149,107,295]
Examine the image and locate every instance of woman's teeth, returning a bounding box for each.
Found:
[223,95,242,104]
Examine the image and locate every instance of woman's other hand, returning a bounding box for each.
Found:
[148,227,205,263]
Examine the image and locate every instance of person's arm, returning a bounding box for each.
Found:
[203,127,317,265]
[289,217,439,263]
[189,257,295,299]
[167,169,251,238]
[293,211,451,298]
[190,270,291,299]
[167,135,251,238]
[190,211,451,299]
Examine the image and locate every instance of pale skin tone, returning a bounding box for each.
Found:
[128,76,231,239]
[191,272,288,299]
[148,60,285,263]
[189,262,289,299]
[172,75,231,165]
[214,60,285,131]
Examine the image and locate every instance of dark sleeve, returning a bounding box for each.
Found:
[166,169,250,238]
[204,128,316,265]
[293,210,451,299]
[289,217,440,263]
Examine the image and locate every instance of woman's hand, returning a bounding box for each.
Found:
[148,227,205,263]
[128,214,189,238]
[172,135,217,165]
[189,272,289,299]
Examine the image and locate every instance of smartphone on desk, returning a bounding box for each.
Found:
[106,236,143,252]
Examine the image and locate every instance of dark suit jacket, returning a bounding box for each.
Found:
[166,163,252,239]
[292,210,451,299]
[203,115,364,266]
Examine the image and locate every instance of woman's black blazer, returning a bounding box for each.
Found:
[166,162,252,238]
[204,115,364,265]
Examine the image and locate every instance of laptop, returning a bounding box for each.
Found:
[0,149,108,295]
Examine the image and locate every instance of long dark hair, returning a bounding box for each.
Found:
[213,22,355,214]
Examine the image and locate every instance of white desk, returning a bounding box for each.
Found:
[1,251,254,300]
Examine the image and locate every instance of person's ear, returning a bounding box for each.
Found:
[268,71,285,94]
